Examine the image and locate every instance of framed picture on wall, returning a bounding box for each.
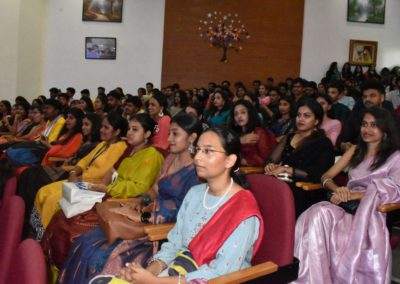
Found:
[83,0,123,22]
[347,0,385,24]
[349,39,377,66]
[85,37,117,60]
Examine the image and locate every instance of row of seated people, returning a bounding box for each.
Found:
[0,81,399,283]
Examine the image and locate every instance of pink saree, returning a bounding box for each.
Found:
[294,151,400,284]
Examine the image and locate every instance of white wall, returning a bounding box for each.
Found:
[300,0,400,82]
[0,0,46,102]
[43,0,165,98]
[16,0,47,100]
[0,0,21,101]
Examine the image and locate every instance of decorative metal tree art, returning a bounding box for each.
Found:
[198,11,250,63]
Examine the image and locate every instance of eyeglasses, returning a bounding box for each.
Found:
[195,146,226,156]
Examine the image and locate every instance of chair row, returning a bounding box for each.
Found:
[0,195,47,284]
[145,173,298,283]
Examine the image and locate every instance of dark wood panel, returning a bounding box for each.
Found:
[162,0,305,88]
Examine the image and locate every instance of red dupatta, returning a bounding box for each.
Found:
[188,189,264,267]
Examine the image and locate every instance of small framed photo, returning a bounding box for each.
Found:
[349,39,378,66]
[85,37,117,60]
[83,0,123,22]
[347,0,385,24]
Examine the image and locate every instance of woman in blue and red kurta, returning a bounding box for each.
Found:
[93,126,264,284]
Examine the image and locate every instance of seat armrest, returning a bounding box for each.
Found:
[240,167,265,175]
[295,182,322,191]
[144,223,174,241]
[48,157,68,162]
[208,261,278,284]
[378,203,400,213]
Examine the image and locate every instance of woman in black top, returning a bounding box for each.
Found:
[265,98,335,217]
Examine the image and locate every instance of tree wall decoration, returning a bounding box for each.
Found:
[198,11,250,63]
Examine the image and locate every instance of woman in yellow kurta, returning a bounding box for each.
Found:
[89,113,164,198]
[31,112,128,238]
[41,113,164,275]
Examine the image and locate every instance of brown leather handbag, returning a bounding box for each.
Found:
[96,200,147,244]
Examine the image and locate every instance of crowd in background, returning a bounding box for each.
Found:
[0,62,399,283]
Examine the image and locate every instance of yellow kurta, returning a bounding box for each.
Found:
[107,146,164,198]
[46,116,65,143]
[34,141,127,228]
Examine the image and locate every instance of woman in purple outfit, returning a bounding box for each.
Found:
[294,107,400,283]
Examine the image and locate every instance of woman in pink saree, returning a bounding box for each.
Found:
[294,107,400,283]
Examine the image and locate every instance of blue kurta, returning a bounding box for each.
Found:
[153,183,260,281]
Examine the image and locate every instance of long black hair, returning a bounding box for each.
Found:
[230,99,260,135]
[0,100,12,115]
[209,89,231,115]
[150,90,170,116]
[83,112,102,143]
[172,112,202,138]
[174,90,189,109]
[316,93,335,119]
[131,113,157,140]
[294,98,327,150]
[81,96,94,112]
[54,108,84,145]
[105,111,129,138]
[203,126,248,188]
[350,107,400,170]
[296,98,324,129]
[278,95,296,119]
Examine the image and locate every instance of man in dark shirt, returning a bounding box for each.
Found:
[292,78,306,103]
[327,81,350,124]
[340,80,398,151]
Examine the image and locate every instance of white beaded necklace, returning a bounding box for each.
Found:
[202,178,233,210]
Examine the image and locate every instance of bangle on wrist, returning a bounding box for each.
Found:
[322,177,333,189]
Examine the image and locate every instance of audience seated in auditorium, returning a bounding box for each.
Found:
[230,99,276,167]
[204,89,231,127]
[107,90,123,115]
[17,112,101,237]
[327,81,351,124]
[148,90,171,152]
[265,98,335,217]
[0,100,12,132]
[269,95,295,140]
[41,113,164,277]
[6,106,80,167]
[316,94,342,146]
[387,76,400,110]
[169,90,189,117]
[294,107,400,283]
[91,126,264,284]
[94,94,108,119]
[30,112,128,239]
[1,59,399,284]
[0,105,46,149]
[341,80,399,150]
[0,100,31,137]
[291,78,306,103]
[122,96,143,120]
[58,113,201,283]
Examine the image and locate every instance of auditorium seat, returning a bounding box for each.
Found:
[0,196,25,284]
[0,176,17,207]
[145,174,299,283]
[7,239,47,284]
